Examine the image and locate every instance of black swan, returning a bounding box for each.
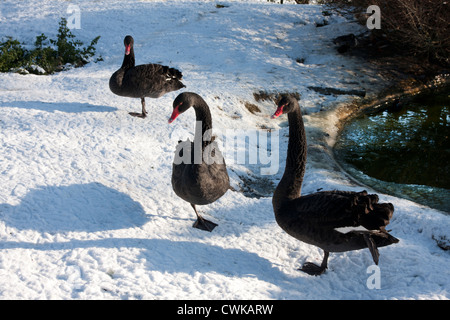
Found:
[168,92,230,231]
[271,95,399,276]
[109,35,185,118]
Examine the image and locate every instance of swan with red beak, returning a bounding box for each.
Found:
[109,35,185,118]
[168,92,230,232]
[271,94,398,276]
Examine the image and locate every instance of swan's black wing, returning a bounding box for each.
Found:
[291,190,394,230]
[278,190,398,257]
[123,64,185,98]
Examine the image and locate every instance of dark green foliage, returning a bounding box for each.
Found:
[0,18,102,74]
[0,37,26,72]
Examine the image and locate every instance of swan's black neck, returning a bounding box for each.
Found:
[192,97,213,148]
[273,103,307,208]
[121,47,135,70]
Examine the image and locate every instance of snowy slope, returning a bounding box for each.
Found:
[0,0,448,300]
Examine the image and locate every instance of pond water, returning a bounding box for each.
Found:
[334,92,450,213]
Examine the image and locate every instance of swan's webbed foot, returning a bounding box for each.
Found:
[129,112,147,118]
[193,216,218,232]
[299,262,327,276]
[129,98,148,118]
[299,251,329,276]
[191,204,217,232]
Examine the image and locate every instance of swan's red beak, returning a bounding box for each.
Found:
[168,105,181,124]
[125,44,131,55]
[271,105,284,118]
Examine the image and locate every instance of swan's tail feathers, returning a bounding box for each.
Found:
[165,67,185,89]
[353,190,395,231]
[167,67,183,81]
[349,190,399,262]
[354,230,399,264]
[376,230,400,246]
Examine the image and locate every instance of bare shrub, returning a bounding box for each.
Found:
[323,0,450,66]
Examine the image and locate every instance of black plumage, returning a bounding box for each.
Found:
[272,95,399,276]
[169,92,230,232]
[109,35,185,118]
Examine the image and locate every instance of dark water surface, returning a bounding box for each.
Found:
[334,92,450,213]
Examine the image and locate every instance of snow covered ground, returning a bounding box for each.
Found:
[0,0,448,300]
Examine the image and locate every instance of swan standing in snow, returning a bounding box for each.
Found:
[109,35,185,118]
[271,95,399,275]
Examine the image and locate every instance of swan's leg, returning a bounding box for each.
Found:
[129,98,147,118]
[141,98,148,115]
[299,251,329,276]
[191,204,218,232]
